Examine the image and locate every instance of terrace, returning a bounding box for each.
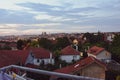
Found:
[0,65,103,80]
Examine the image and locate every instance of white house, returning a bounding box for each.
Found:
[60,46,80,63]
[25,48,54,65]
[106,33,115,42]
[87,46,111,61]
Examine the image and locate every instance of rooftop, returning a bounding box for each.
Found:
[61,45,80,55]
[87,46,105,55]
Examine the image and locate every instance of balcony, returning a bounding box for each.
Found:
[0,65,103,80]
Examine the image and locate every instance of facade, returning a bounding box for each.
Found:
[60,46,80,63]
[87,46,111,61]
[33,53,54,65]
[74,62,106,79]
[54,56,107,79]
[0,48,54,68]
[25,48,54,65]
[60,55,80,63]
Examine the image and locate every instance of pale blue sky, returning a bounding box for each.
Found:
[0,0,120,35]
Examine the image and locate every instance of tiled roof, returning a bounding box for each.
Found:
[27,47,51,59]
[0,50,20,68]
[54,56,106,74]
[8,43,17,47]
[61,46,80,55]
[87,46,105,55]
[0,47,51,67]
[26,63,39,69]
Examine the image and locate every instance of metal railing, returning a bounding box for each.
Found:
[0,65,103,80]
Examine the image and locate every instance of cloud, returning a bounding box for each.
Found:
[0,0,120,35]
[0,23,61,30]
[0,24,16,29]
[34,14,77,22]
[0,23,97,35]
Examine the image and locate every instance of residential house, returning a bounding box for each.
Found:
[87,46,111,61]
[53,56,107,80]
[60,46,80,63]
[106,33,115,42]
[20,47,54,65]
[29,48,54,65]
[0,47,54,68]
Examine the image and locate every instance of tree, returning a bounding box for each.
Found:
[83,32,104,44]
[83,32,107,50]
[30,40,39,47]
[56,37,71,49]
[17,39,24,50]
[3,46,12,50]
[54,50,61,63]
[39,38,53,50]
[110,34,120,63]
[0,45,12,50]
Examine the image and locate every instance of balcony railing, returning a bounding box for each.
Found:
[0,65,103,80]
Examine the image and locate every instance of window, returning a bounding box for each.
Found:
[37,59,40,63]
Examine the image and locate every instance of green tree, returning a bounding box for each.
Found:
[39,38,53,50]
[17,39,24,50]
[83,32,104,44]
[0,45,12,50]
[54,50,61,63]
[56,37,70,49]
[3,46,12,50]
[30,41,39,47]
[110,34,120,63]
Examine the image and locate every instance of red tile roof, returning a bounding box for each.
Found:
[61,46,80,55]
[0,50,30,67]
[0,50,20,68]
[17,50,30,65]
[26,63,39,69]
[0,47,51,68]
[27,47,51,59]
[8,43,17,47]
[54,56,106,74]
[87,46,105,55]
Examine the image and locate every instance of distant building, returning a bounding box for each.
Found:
[104,33,115,42]
[60,46,80,63]
[87,46,111,61]
[53,56,107,80]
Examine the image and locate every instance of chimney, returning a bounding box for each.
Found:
[50,52,52,64]
[75,45,78,51]
[59,64,62,68]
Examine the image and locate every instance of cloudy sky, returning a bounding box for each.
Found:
[0,0,120,35]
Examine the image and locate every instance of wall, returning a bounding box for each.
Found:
[74,63,106,79]
[88,50,111,60]
[34,58,54,65]
[60,55,80,63]
[97,50,111,60]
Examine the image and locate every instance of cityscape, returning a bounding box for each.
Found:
[0,32,120,80]
[0,0,120,80]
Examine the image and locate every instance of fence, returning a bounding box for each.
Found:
[0,65,103,80]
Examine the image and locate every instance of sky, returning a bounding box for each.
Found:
[0,0,120,35]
